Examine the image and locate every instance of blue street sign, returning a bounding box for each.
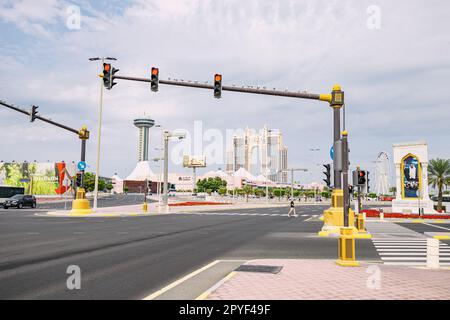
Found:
[20,178,30,183]
[330,146,334,160]
[77,161,87,171]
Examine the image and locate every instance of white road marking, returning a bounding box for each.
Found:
[143,260,221,300]
[422,222,450,231]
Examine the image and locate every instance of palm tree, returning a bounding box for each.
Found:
[428,158,450,211]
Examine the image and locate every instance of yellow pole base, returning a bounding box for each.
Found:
[336,259,360,267]
[70,187,92,215]
[70,199,92,215]
[320,189,358,236]
[142,202,148,213]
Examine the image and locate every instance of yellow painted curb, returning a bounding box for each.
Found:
[353,233,372,239]
[433,235,450,240]
[336,260,360,267]
[195,271,237,300]
[412,220,424,223]
[318,231,329,237]
[319,216,324,221]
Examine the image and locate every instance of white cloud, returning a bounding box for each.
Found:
[1,0,449,183]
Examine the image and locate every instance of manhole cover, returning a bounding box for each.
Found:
[235,265,282,274]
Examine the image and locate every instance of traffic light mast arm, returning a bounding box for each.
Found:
[113,75,324,101]
[0,99,81,135]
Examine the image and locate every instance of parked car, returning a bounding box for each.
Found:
[3,194,36,209]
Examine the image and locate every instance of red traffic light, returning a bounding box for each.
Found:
[103,63,111,72]
[152,67,159,76]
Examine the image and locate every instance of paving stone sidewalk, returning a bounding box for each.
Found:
[206,259,450,300]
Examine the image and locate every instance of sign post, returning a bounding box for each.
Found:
[183,155,206,196]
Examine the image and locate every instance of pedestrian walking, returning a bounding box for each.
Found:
[288,199,297,217]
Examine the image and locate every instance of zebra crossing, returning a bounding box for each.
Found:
[366,221,450,266]
[372,238,450,266]
[183,211,321,219]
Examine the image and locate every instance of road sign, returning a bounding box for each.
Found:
[77,161,87,171]
[20,178,30,183]
[330,146,334,160]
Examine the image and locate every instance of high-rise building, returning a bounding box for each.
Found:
[226,126,288,183]
[133,116,155,162]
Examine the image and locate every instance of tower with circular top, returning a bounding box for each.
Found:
[133,116,155,162]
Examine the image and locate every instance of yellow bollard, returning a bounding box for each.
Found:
[357,213,365,232]
[142,202,148,213]
[353,213,372,239]
[336,227,360,267]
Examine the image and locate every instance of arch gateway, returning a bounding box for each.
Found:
[392,141,437,214]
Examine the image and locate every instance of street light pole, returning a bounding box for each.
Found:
[162,132,169,207]
[89,56,117,211]
[93,67,104,211]
[265,127,269,204]
[161,130,186,209]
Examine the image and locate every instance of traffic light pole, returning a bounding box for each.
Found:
[80,139,87,190]
[341,131,350,227]
[333,107,342,189]
[0,99,92,214]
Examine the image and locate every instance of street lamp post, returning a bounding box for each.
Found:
[265,128,272,204]
[162,130,186,209]
[278,168,308,199]
[89,56,117,211]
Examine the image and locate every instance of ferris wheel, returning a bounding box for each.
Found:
[375,151,391,195]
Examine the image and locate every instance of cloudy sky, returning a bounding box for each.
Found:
[1,0,449,186]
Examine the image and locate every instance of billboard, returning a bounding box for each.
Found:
[0,162,76,195]
[401,154,421,199]
[183,155,206,168]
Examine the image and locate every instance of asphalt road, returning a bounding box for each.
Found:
[0,205,379,299]
[35,193,153,210]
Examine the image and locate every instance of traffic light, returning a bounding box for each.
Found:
[214,74,222,99]
[349,185,354,194]
[102,63,119,90]
[323,164,331,188]
[358,170,366,185]
[30,105,38,122]
[102,63,111,89]
[151,67,159,92]
[75,172,82,187]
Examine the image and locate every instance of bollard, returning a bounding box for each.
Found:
[142,202,148,213]
[379,208,384,221]
[357,213,365,232]
[336,227,360,267]
[427,238,439,269]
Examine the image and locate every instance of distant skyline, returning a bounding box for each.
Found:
[1,0,449,185]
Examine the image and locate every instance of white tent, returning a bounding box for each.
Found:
[255,174,271,182]
[125,161,156,181]
[232,168,257,181]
